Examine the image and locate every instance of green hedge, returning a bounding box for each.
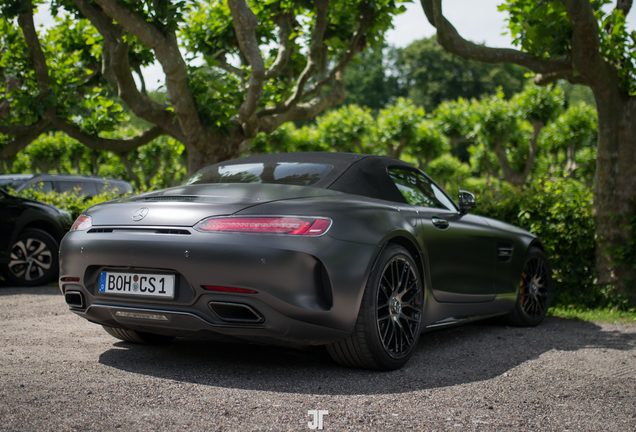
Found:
[17,189,126,221]
[465,177,604,308]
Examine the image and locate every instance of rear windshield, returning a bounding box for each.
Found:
[184,162,332,187]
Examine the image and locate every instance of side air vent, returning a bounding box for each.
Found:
[497,242,514,263]
[144,196,198,201]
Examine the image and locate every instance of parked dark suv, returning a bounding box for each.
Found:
[0,174,133,197]
[0,189,72,286]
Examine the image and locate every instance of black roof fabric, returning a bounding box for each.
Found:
[207,152,419,203]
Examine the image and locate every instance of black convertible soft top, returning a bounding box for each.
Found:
[212,152,418,203]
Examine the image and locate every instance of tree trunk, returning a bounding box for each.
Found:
[593,90,636,294]
[564,142,578,177]
[185,135,248,174]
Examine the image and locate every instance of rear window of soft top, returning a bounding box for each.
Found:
[184,162,332,187]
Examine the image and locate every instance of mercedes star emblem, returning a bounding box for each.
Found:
[132,207,149,221]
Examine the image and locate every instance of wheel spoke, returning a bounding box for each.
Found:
[376,253,423,359]
[26,239,47,257]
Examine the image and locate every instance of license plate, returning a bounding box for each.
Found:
[98,272,175,298]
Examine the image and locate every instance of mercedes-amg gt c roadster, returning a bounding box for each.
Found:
[59,152,552,370]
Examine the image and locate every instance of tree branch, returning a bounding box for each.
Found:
[17,0,54,118]
[0,118,51,135]
[559,0,610,86]
[228,0,266,138]
[257,0,329,118]
[0,76,20,119]
[299,9,373,100]
[421,0,573,74]
[617,0,633,16]
[258,3,370,118]
[264,13,294,80]
[534,70,589,86]
[74,0,183,141]
[215,52,246,78]
[493,120,544,186]
[93,0,210,149]
[258,70,347,134]
[0,123,53,160]
[132,62,147,95]
[51,120,164,152]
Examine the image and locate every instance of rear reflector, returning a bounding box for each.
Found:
[203,286,258,294]
[195,217,331,236]
[61,277,80,282]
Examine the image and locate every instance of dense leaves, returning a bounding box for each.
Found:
[395,36,528,111]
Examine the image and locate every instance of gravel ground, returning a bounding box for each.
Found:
[0,286,635,432]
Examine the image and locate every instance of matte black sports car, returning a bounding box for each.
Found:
[0,188,72,286]
[59,153,552,370]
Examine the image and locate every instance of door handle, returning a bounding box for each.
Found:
[432,217,449,230]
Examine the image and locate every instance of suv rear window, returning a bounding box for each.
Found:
[185,163,333,187]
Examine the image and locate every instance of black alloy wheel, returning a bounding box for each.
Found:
[505,247,552,326]
[376,254,422,359]
[1,229,59,287]
[327,244,424,370]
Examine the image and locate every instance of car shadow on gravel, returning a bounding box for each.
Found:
[98,317,636,395]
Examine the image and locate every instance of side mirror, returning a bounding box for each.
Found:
[458,190,476,214]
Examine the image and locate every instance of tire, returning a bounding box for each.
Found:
[102,326,175,344]
[504,247,553,326]
[327,244,424,370]
[0,228,59,287]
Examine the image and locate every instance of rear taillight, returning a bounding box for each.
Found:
[195,217,331,236]
[70,215,92,231]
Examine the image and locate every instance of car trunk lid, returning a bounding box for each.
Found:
[84,183,339,227]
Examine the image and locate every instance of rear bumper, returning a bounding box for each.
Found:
[59,226,379,345]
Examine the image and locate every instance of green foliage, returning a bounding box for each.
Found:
[468,177,622,308]
[342,44,405,111]
[17,188,126,220]
[187,66,242,130]
[395,36,528,112]
[314,105,375,153]
[248,122,326,155]
[513,84,564,124]
[425,153,471,196]
[501,0,636,95]
[465,179,636,311]
[375,97,426,156]
[4,130,186,191]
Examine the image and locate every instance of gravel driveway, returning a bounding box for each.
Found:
[0,286,634,431]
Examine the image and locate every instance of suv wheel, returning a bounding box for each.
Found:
[1,228,59,286]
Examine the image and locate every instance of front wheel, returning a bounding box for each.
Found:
[504,247,552,326]
[0,228,59,286]
[327,244,424,370]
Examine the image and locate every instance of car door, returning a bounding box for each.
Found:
[388,168,496,303]
[0,191,23,263]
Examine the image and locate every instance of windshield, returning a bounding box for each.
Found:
[184,162,332,187]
